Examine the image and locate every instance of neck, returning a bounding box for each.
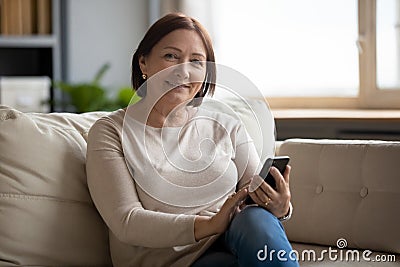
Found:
[145,99,189,128]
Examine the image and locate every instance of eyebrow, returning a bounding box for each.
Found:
[163,46,206,59]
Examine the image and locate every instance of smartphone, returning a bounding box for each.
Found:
[245,156,290,205]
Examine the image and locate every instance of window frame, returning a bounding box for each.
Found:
[358,0,400,108]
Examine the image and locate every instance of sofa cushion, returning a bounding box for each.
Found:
[0,106,112,266]
[279,139,400,255]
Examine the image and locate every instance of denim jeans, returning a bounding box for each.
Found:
[191,206,299,267]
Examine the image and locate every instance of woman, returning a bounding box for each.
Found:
[86,13,298,267]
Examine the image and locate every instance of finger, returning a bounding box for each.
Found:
[275,165,291,192]
[239,177,253,189]
[269,166,286,192]
[254,186,272,204]
[251,190,272,208]
[233,187,248,203]
[258,179,278,199]
[248,175,263,194]
[249,191,264,206]
[283,165,291,184]
[228,188,247,207]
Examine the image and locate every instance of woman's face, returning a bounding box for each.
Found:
[139,29,207,106]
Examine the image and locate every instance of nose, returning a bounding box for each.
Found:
[173,63,190,81]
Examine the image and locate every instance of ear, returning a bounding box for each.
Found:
[139,55,147,75]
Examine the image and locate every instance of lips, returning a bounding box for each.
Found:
[166,80,191,89]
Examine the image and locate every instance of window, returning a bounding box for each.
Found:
[212,0,359,98]
[376,0,400,89]
[359,0,400,108]
[159,0,400,108]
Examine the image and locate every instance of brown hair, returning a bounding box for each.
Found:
[131,13,216,99]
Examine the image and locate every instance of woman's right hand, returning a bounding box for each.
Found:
[194,186,248,241]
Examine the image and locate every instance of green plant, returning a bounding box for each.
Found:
[54,63,139,113]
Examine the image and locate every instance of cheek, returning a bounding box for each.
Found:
[190,82,203,96]
[148,60,175,77]
[190,68,206,95]
[192,82,203,90]
[189,68,206,84]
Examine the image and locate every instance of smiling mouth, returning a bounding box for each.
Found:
[166,81,191,89]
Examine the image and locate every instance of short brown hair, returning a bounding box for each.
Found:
[131,13,216,99]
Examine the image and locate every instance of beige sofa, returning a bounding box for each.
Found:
[0,104,399,266]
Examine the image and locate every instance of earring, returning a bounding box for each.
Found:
[142,74,147,80]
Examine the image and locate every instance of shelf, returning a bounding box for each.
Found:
[0,0,61,112]
[0,36,57,48]
[273,109,400,141]
[272,109,400,122]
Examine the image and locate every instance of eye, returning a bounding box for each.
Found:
[191,59,204,67]
[164,53,178,61]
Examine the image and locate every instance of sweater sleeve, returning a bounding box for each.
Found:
[232,122,261,190]
[86,117,197,248]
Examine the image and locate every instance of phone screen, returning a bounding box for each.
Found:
[261,156,290,189]
[244,156,290,205]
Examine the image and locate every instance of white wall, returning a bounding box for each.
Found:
[66,0,148,91]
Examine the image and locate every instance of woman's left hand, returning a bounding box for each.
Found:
[248,165,292,218]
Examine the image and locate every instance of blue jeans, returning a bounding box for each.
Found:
[191,206,299,267]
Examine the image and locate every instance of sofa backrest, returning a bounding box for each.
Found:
[202,97,276,161]
[278,139,400,254]
[0,106,112,266]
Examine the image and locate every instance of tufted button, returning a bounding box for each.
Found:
[316,184,324,194]
[360,187,368,198]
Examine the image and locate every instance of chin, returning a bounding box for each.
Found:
[164,89,196,104]
[165,95,192,106]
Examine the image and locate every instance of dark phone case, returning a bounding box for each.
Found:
[245,156,290,205]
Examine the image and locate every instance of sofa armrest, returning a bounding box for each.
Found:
[0,106,112,266]
[278,138,400,254]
